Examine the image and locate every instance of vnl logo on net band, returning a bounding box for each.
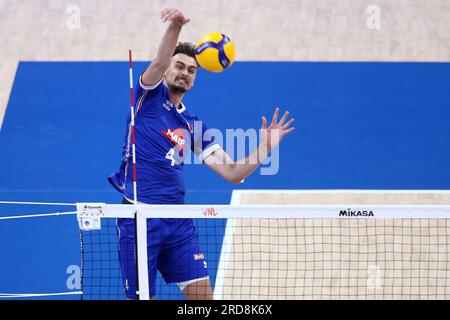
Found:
[203,207,218,216]
[180,120,281,175]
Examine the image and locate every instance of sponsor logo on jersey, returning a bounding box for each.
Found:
[162,128,186,152]
[162,99,173,111]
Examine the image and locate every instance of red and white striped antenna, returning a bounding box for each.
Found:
[128,49,138,204]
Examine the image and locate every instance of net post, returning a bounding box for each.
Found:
[135,209,150,300]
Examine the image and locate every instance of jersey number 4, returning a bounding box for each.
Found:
[165,148,175,166]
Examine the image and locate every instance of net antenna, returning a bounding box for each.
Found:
[128,49,146,300]
[128,49,138,204]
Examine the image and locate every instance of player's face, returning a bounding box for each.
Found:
[165,53,197,93]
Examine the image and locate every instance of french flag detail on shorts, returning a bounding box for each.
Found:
[193,253,205,261]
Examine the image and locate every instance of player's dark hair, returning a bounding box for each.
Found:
[173,42,198,66]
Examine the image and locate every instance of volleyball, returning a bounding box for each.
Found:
[195,32,235,73]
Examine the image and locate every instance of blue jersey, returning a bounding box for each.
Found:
[108,76,219,204]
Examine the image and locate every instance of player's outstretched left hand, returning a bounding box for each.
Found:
[261,108,295,151]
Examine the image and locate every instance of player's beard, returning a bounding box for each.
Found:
[168,78,189,94]
[168,83,187,94]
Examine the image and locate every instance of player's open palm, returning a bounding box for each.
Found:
[160,8,190,27]
[261,108,295,152]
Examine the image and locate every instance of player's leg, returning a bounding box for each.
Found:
[158,218,212,300]
[180,277,213,300]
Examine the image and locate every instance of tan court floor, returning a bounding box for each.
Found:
[1,0,450,128]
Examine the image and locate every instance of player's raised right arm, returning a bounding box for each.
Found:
[141,8,191,87]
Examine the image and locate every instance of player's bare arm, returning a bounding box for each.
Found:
[204,108,295,184]
[141,8,190,86]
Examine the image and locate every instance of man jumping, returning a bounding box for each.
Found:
[109,8,295,300]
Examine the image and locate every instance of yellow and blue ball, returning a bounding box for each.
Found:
[195,33,235,73]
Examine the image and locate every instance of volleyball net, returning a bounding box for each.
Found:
[2,190,450,300]
[78,190,450,300]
